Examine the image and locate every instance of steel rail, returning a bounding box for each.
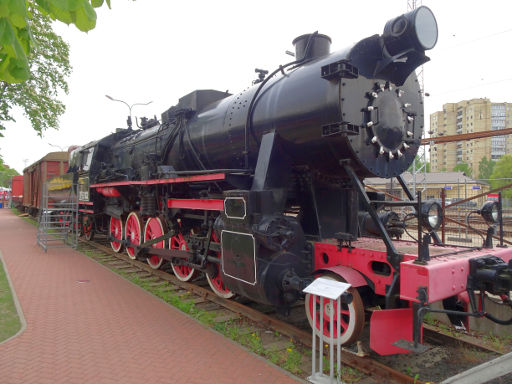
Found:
[423,324,506,356]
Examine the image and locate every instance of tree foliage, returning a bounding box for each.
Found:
[0,7,71,135]
[0,154,19,187]
[0,0,110,84]
[407,155,430,173]
[490,154,512,198]
[452,162,472,178]
[478,156,496,180]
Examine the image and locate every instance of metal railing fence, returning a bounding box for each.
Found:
[37,182,78,252]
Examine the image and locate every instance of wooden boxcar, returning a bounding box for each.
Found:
[22,152,69,214]
[10,175,24,208]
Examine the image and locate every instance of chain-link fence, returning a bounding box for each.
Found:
[365,176,512,248]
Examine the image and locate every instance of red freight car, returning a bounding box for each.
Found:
[10,175,24,208]
[22,152,69,215]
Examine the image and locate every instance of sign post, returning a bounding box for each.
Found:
[303,278,352,384]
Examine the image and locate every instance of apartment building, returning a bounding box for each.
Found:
[429,98,512,177]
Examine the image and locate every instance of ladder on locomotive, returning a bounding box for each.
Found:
[37,181,79,252]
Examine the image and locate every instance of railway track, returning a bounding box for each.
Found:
[422,324,507,356]
[76,235,510,383]
[78,236,425,384]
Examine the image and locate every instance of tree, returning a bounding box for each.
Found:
[1,0,110,84]
[478,156,496,180]
[0,155,19,187]
[407,155,430,173]
[490,154,512,199]
[453,162,472,178]
[0,7,71,136]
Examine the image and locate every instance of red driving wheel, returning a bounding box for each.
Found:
[170,233,197,281]
[305,273,364,345]
[145,217,166,269]
[206,232,234,299]
[109,216,123,253]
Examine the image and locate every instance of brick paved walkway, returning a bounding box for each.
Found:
[0,209,302,384]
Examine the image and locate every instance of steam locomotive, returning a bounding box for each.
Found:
[63,6,512,355]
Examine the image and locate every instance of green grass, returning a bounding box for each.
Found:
[10,208,37,226]
[282,343,303,374]
[483,331,509,352]
[0,259,21,342]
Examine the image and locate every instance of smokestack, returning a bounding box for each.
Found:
[292,33,331,61]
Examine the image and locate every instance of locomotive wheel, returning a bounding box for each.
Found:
[170,233,197,281]
[305,273,365,346]
[206,232,235,299]
[145,217,166,269]
[109,216,124,253]
[125,212,143,260]
[83,215,94,241]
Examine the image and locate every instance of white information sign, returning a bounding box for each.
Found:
[303,277,351,300]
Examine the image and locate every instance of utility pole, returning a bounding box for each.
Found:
[407,0,428,196]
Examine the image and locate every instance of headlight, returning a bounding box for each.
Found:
[420,200,442,231]
[413,6,438,50]
[480,201,499,224]
[383,5,438,55]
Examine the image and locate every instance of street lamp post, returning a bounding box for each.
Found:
[48,143,67,152]
[105,95,153,130]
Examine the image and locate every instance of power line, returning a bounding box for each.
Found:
[428,78,512,97]
[439,28,512,51]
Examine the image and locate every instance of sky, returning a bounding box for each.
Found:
[2,0,512,173]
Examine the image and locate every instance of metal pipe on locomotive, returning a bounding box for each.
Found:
[67,6,512,355]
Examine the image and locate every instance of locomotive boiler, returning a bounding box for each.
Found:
[68,6,512,355]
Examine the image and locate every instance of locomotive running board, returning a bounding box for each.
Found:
[90,172,227,188]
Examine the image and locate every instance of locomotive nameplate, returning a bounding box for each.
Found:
[221,230,256,285]
[303,277,351,300]
[78,176,90,201]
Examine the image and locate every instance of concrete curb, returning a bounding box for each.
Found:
[441,351,512,384]
[0,250,27,345]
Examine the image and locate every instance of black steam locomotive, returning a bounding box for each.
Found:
[66,6,512,355]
